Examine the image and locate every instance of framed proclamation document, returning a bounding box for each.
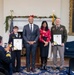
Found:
[13,38,22,50]
[53,34,62,45]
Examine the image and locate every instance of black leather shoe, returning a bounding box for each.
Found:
[60,67,64,71]
[26,68,30,72]
[40,64,45,70]
[31,68,36,72]
[16,69,20,72]
[52,67,56,70]
[44,66,47,70]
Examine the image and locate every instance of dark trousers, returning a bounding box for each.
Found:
[68,58,74,75]
[0,67,9,75]
[0,63,12,75]
[40,42,49,57]
[11,50,21,72]
[41,57,47,65]
[40,42,49,66]
[25,44,37,69]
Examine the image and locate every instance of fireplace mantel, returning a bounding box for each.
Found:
[11,17,52,32]
[5,15,56,32]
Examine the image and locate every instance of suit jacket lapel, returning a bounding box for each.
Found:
[27,24,32,33]
[32,24,36,32]
[27,24,36,33]
[27,24,30,31]
[13,33,16,38]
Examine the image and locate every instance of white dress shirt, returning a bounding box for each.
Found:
[15,33,18,37]
[29,24,34,32]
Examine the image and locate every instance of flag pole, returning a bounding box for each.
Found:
[52,10,55,25]
[10,10,14,33]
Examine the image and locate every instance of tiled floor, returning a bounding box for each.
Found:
[21,56,70,67]
[12,57,70,75]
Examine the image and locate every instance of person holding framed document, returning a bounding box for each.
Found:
[8,26,22,73]
[53,34,62,45]
[51,18,67,70]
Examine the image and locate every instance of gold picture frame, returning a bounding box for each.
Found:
[69,0,74,35]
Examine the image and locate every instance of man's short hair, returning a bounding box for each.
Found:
[55,18,61,20]
[29,15,34,18]
[13,26,19,29]
[0,36,2,43]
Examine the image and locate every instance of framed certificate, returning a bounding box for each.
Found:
[13,38,22,50]
[53,34,62,45]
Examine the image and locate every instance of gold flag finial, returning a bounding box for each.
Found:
[52,10,55,25]
[10,10,14,16]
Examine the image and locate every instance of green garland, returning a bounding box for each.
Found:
[5,15,57,32]
[5,16,12,32]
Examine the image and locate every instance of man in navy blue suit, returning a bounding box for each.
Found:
[0,36,11,75]
[23,16,40,72]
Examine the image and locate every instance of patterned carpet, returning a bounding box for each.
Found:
[12,66,74,75]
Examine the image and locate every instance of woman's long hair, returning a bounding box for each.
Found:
[41,21,49,31]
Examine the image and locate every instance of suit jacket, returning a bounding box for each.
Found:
[23,24,40,45]
[51,25,67,43]
[0,46,11,70]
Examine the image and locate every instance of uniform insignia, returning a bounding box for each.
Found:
[52,28,55,30]
[60,28,63,31]
[12,37,15,38]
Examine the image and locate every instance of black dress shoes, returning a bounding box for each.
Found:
[44,65,47,70]
[40,64,45,70]
[26,68,30,72]
[52,67,56,70]
[60,67,64,71]
[31,68,36,72]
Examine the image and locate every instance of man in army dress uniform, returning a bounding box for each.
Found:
[51,18,67,70]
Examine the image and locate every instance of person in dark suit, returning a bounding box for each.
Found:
[51,18,67,70]
[8,26,21,73]
[0,36,11,75]
[23,16,39,72]
[39,21,51,70]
